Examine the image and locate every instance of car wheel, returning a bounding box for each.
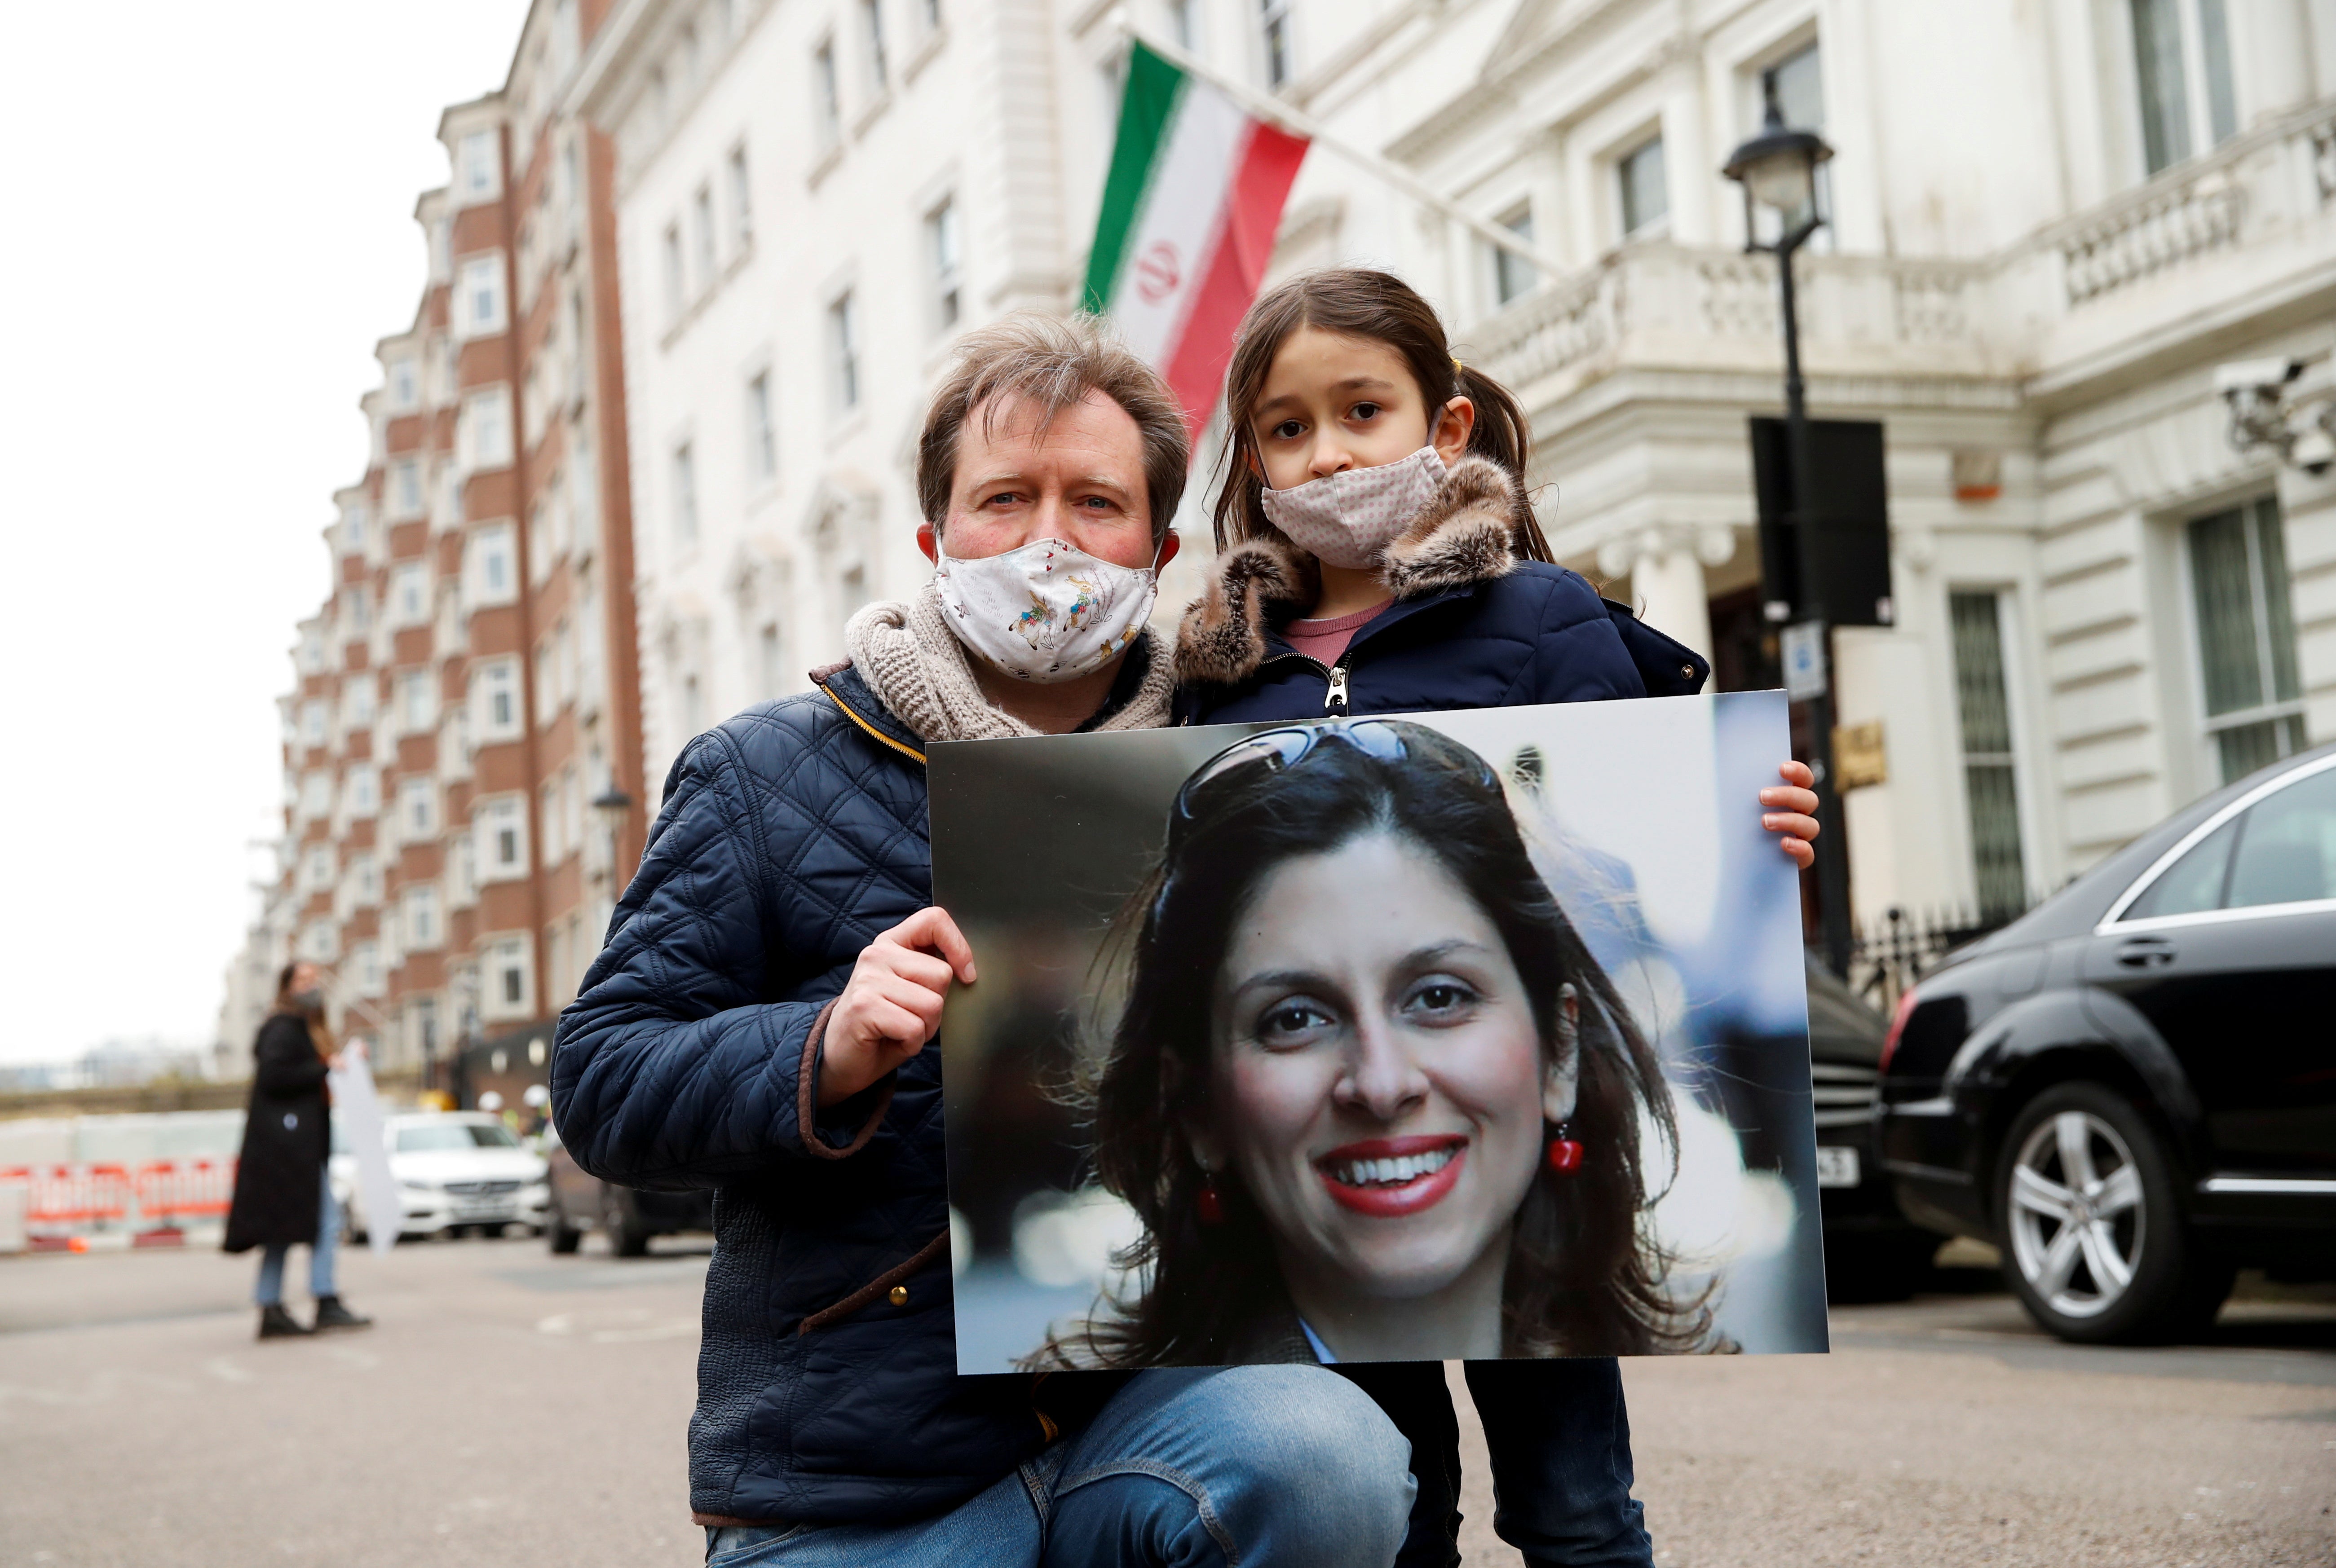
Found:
[1996,1083,2229,1343]
[603,1188,650,1258]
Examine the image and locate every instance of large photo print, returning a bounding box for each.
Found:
[931,693,1827,1372]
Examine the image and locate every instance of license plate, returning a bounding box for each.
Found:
[1815,1146,1861,1188]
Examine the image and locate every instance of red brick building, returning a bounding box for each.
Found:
[261,0,645,1089]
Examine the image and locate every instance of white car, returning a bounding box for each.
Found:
[330,1112,550,1241]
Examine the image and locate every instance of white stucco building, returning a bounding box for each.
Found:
[578,0,2336,927]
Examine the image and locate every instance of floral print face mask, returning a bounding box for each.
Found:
[932,535,1161,683]
[1258,446,1449,571]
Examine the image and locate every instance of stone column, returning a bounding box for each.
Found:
[1597,524,1737,660]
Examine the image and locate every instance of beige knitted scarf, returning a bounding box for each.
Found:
[844,584,1175,744]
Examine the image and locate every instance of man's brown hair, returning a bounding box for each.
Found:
[917,313,1189,543]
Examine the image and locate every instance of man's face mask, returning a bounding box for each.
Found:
[932,534,1161,684]
[1258,446,1448,571]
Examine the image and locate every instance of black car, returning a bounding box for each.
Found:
[1806,959,1941,1299]
[542,1127,714,1257]
[1879,743,2336,1342]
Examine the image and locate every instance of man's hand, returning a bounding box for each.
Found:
[1762,760,1822,870]
[819,907,978,1108]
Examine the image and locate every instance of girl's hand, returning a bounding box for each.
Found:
[819,907,978,1108]
[1762,761,1821,869]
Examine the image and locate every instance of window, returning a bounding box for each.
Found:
[494,939,529,1008]
[813,39,842,148]
[462,386,514,471]
[662,221,685,321]
[457,256,507,339]
[683,672,707,735]
[2125,766,2336,918]
[746,373,776,482]
[1260,0,1292,88]
[2189,498,2305,783]
[1753,42,1827,242]
[672,443,698,545]
[304,845,336,891]
[692,181,717,286]
[829,291,860,411]
[391,564,428,625]
[477,659,522,738]
[727,143,753,248]
[471,522,518,604]
[1169,0,1193,49]
[2130,0,2237,176]
[1950,591,2027,919]
[388,358,419,411]
[300,771,332,819]
[343,588,372,637]
[405,885,442,948]
[353,853,380,903]
[301,700,329,746]
[343,504,369,555]
[391,458,424,519]
[351,942,381,995]
[400,670,436,733]
[343,676,376,729]
[927,199,962,332]
[2225,768,2336,908]
[459,131,499,200]
[760,622,786,698]
[1618,136,1668,238]
[861,0,889,92]
[399,776,438,836]
[540,781,561,863]
[348,766,380,817]
[481,799,529,877]
[924,0,942,31]
[1491,203,1535,307]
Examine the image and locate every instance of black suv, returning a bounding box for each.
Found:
[1878,743,2336,1343]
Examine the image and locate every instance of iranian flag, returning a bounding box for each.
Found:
[1084,41,1310,438]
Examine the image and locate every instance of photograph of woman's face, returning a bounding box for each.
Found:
[930,697,1828,1373]
[1198,830,1575,1360]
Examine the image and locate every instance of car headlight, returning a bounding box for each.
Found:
[399,1179,441,1193]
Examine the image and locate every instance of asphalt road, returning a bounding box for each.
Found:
[2,1235,2329,1567]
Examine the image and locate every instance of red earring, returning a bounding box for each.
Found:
[1197,1172,1226,1226]
[1546,1124,1584,1175]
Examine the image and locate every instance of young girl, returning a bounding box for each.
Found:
[1172,268,1821,1568]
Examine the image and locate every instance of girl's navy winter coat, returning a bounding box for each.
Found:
[1170,455,1706,723]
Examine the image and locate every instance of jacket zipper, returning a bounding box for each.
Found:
[1323,653,1352,716]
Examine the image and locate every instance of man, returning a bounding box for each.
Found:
[552,315,1413,1567]
[223,960,372,1339]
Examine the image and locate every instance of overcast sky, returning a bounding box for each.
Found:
[0,3,533,1065]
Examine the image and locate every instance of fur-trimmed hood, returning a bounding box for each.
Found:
[1174,454,1527,688]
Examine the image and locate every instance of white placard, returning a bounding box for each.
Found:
[329,1047,402,1259]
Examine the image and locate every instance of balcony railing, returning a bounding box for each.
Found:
[1472,97,2336,402]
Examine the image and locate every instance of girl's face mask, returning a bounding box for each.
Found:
[933,534,1161,683]
[1258,446,1449,571]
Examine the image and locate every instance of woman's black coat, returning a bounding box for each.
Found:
[222,1013,330,1253]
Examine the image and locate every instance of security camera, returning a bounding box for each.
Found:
[2293,420,2336,478]
[2213,357,2304,396]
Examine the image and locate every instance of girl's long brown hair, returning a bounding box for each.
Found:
[1037,722,1709,1368]
[1210,268,1555,560]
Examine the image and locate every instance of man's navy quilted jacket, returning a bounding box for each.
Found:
[550,662,1073,1526]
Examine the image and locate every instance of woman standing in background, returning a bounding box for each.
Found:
[222,961,372,1339]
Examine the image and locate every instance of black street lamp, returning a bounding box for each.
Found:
[1724,98,1856,978]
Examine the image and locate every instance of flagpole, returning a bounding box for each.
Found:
[1117,23,1571,277]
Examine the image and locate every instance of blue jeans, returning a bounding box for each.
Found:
[1340,1359,1652,1568]
[702,1365,1414,1568]
[254,1169,340,1307]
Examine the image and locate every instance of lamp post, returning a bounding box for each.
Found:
[1724,98,1856,977]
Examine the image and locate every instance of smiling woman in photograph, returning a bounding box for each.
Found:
[1038,718,1710,1367]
